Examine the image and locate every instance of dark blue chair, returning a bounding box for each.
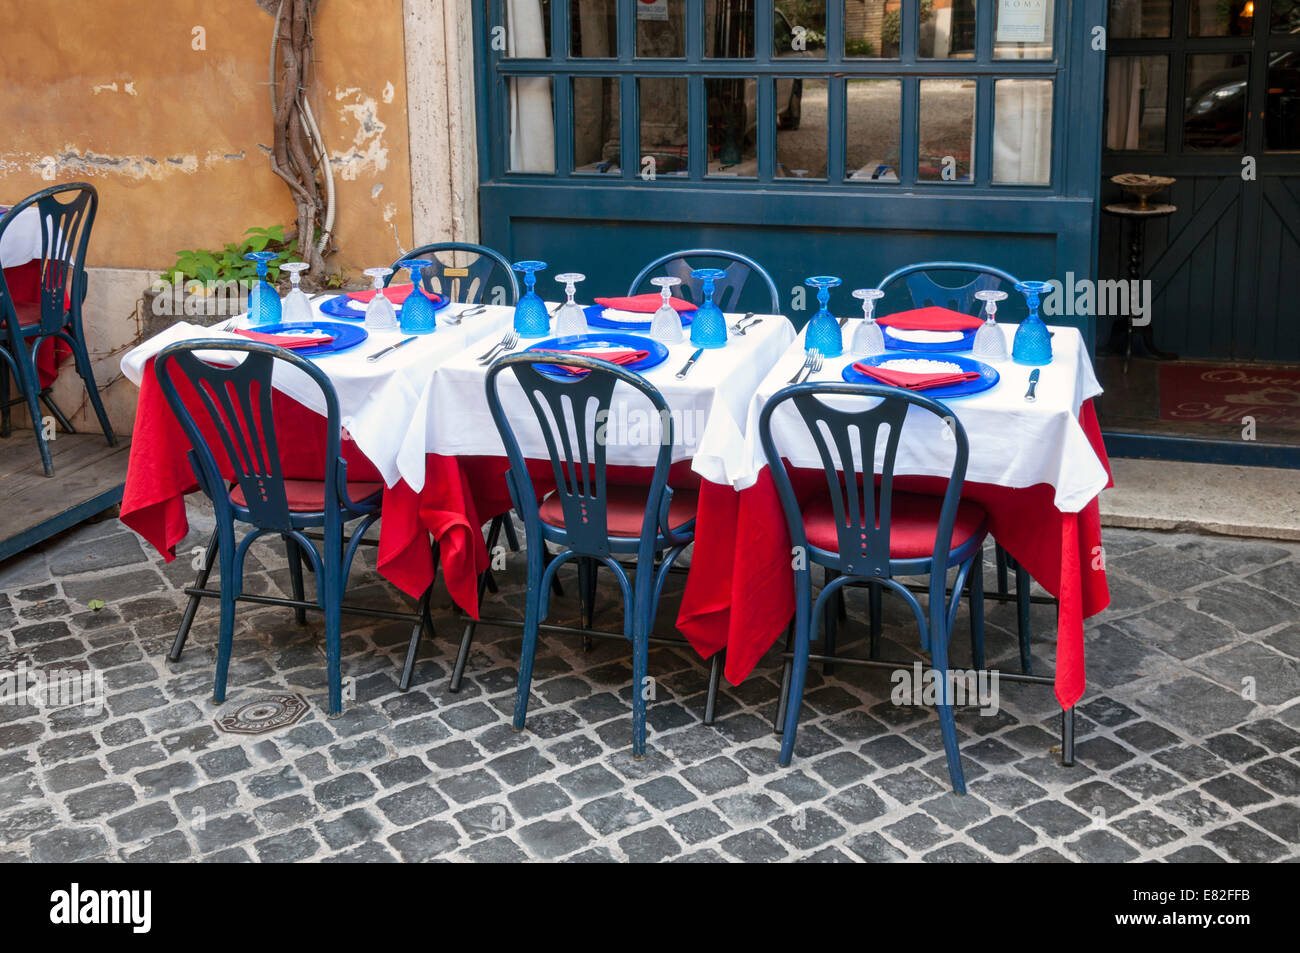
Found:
[627,248,781,314]
[388,241,520,305]
[879,260,1037,674]
[485,352,697,758]
[155,339,391,716]
[0,182,115,476]
[759,382,989,793]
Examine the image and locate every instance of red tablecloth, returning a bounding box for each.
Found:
[3,261,73,389]
[675,401,1113,710]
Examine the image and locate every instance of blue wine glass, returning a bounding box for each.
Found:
[1012,280,1054,365]
[245,251,282,326]
[804,275,843,358]
[512,260,551,337]
[689,268,728,349]
[397,258,437,334]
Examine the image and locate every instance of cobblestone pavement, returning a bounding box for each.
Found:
[1,504,1297,863]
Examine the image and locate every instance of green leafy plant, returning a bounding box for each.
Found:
[164,226,295,284]
[882,0,933,49]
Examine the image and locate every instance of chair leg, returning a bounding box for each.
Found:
[0,358,11,437]
[511,552,544,732]
[1061,706,1076,767]
[930,620,967,795]
[1015,563,1033,675]
[449,618,476,693]
[868,582,883,659]
[704,650,723,726]
[212,540,238,705]
[323,548,344,717]
[544,542,565,598]
[170,530,218,662]
[40,390,76,434]
[631,624,650,759]
[995,543,1009,594]
[578,557,597,631]
[68,334,116,445]
[773,622,794,733]
[399,587,433,691]
[501,513,521,551]
[822,568,838,676]
[968,557,985,670]
[13,350,53,476]
[777,597,812,767]
[284,535,307,624]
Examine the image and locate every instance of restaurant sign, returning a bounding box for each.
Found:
[996,0,1048,43]
[637,0,668,21]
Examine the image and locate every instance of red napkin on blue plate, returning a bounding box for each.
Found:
[852,362,979,391]
[549,349,649,376]
[876,306,983,331]
[346,283,441,305]
[594,293,695,313]
[234,328,334,349]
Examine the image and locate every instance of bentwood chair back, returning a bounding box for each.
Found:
[628,248,781,314]
[388,241,520,305]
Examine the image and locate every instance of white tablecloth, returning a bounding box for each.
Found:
[0,206,44,270]
[409,311,796,492]
[120,299,515,487]
[716,321,1108,513]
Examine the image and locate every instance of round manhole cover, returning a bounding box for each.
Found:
[215,692,310,735]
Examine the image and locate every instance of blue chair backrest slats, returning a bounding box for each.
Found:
[878,260,1021,316]
[628,248,781,314]
[389,241,520,305]
[0,182,97,337]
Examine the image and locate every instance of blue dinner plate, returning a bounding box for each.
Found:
[526,332,668,378]
[881,325,977,352]
[318,290,450,321]
[584,304,694,331]
[246,321,368,357]
[842,353,999,400]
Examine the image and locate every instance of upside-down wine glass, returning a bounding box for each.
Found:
[363,267,398,331]
[688,268,728,348]
[512,260,551,337]
[397,258,437,334]
[849,287,886,357]
[1012,280,1053,365]
[554,273,590,337]
[280,261,313,324]
[971,289,1009,361]
[649,276,685,344]
[245,251,282,326]
[804,275,843,357]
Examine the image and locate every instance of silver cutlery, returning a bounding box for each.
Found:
[788,351,816,384]
[729,312,756,332]
[445,304,487,326]
[675,347,705,380]
[366,336,418,363]
[799,349,824,383]
[838,316,849,328]
[1024,368,1041,402]
[735,318,764,336]
[477,330,519,365]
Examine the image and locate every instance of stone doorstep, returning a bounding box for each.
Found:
[1101,458,1300,543]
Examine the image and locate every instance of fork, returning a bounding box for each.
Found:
[729,311,756,332]
[445,304,487,326]
[788,350,816,384]
[477,330,519,365]
[735,318,764,336]
[798,349,823,383]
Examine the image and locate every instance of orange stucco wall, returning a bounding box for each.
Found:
[0,0,413,276]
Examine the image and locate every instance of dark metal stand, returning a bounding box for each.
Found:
[1103,200,1179,370]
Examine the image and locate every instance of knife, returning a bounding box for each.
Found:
[675,347,704,379]
[1024,368,1041,402]
[366,336,418,362]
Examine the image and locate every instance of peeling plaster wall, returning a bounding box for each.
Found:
[0,0,414,432]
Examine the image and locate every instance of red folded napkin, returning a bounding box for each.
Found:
[877,306,983,331]
[549,349,649,376]
[594,293,696,313]
[233,328,334,349]
[346,283,439,305]
[852,362,980,391]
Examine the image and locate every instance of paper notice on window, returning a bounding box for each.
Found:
[996,0,1048,43]
[637,0,669,21]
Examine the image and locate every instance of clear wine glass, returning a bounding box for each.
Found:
[397,258,437,334]
[363,267,398,331]
[281,261,313,324]
[804,275,843,357]
[688,268,728,348]
[649,276,685,344]
[849,288,886,357]
[971,289,1009,361]
[554,273,589,337]
[1012,280,1054,365]
[512,260,551,337]
[245,251,282,326]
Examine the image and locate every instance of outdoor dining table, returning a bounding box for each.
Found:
[0,202,72,389]
[676,321,1113,711]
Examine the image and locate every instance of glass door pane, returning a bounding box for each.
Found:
[993,78,1053,183]
[507,77,556,172]
[994,0,1055,60]
[844,0,899,57]
[706,0,756,58]
[639,77,689,175]
[1108,0,1172,38]
[637,0,686,56]
[1184,53,1250,150]
[1106,55,1168,151]
[774,0,827,58]
[846,78,901,180]
[706,77,759,176]
[570,0,617,57]
[1189,0,1255,37]
[1273,0,1300,33]
[503,0,551,58]
[1265,52,1300,151]
[920,0,977,59]
[776,77,828,178]
[918,78,975,181]
[573,77,621,173]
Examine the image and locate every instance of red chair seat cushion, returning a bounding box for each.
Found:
[801,490,986,559]
[539,484,698,537]
[230,478,384,512]
[7,301,47,329]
